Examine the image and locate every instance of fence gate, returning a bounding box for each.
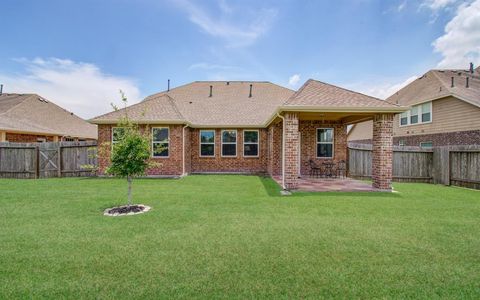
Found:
[38,143,60,178]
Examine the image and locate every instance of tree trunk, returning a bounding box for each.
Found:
[127,176,132,207]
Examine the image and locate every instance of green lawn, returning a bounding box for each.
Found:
[1,176,479,299]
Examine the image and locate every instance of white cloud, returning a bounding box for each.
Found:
[347,76,418,100]
[172,0,277,47]
[422,0,458,10]
[397,0,407,12]
[288,74,301,87]
[0,58,141,119]
[433,0,480,68]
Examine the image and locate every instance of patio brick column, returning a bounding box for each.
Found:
[284,112,299,189]
[372,113,394,190]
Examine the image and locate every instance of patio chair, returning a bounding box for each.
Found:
[336,160,347,178]
[308,159,321,178]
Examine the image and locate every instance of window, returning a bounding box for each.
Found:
[221,130,237,157]
[152,127,169,157]
[410,106,419,124]
[112,127,125,146]
[200,130,215,157]
[243,130,259,157]
[399,101,432,126]
[400,112,408,126]
[398,140,406,146]
[420,141,433,148]
[316,128,334,158]
[421,102,431,122]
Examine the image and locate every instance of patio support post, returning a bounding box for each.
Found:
[372,113,394,191]
[284,112,299,190]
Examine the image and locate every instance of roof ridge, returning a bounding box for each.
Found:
[430,70,453,93]
[0,94,37,115]
[285,79,314,104]
[164,94,186,121]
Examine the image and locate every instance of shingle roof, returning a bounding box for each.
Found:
[0,93,97,139]
[91,94,185,124]
[386,68,480,108]
[90,79,406,127]
[164,81,294,126]
[284,79,404,110]
[91,81,295,127]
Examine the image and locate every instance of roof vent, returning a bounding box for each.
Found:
[249,84,253,98]
[209,85,213,97]
[466,77,470,88]
[226,81,230,85]
[451,77,454,87]
[470,62,474,74]
[167,79,170,92]
[0,84,3,95]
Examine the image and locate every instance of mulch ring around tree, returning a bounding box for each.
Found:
[104,204,151,217]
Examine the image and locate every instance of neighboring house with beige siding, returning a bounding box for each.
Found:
[348,64,480,147]
[0,93,97,142]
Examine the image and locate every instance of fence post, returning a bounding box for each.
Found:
[57,144,62,178]
[432,146,450,185]
[35,145,40,179]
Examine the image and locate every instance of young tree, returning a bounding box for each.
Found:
[106,91,158,207]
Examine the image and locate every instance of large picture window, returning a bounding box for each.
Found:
[200,130,215,157]
[243,130,259,157]
[316,128,334,158]
[221,130,237,157]
[152,127,169,157]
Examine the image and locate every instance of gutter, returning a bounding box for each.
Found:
[276,112,286,190]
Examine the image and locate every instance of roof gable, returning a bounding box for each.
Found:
[285,79,402,110]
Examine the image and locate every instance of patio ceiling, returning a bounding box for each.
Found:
[297,111,375,124]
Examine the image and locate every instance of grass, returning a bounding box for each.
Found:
[1,175,479,299]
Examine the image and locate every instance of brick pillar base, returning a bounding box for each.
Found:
[284,113,299,189]
[372,113,393,190]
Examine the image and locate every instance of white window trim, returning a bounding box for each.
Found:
[199,130,215,157]
[152,127,169,158]
[399,101,433,127]
[243,130,260,158]
[221,129,237,157]
[316,128,334,159]
[111,127,124,150]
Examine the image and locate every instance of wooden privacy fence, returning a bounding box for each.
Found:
[0,141,97,179]
[348,143,480,189]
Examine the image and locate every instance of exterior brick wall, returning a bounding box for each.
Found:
[267,121,283,176]
[189,128,268,173]
[284,113,299,189]
[299,120,347,176]
[372,114,394,190]
[97,124,184,176]
[350,130,480,147]
[5,132,56,143]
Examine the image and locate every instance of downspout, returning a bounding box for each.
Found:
[276,113,286,190]
[182,124,189,176]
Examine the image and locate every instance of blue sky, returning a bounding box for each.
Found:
[1,0,479,118]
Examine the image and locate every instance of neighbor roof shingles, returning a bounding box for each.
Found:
[0,94,98,139]
[386,69,480,108]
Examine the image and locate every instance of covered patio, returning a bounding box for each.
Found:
[271,79,407,192]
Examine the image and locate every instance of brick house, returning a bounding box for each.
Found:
[0,93,97,142]
[348,64,480,147]
[91,80,405,190]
